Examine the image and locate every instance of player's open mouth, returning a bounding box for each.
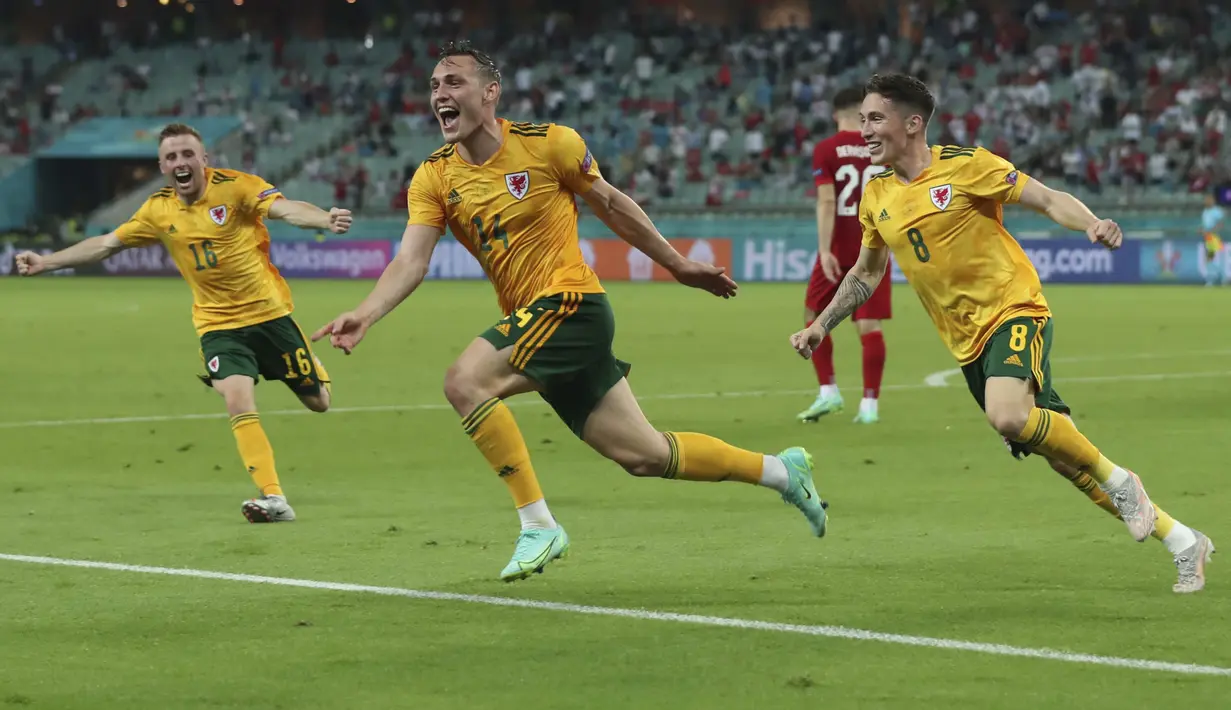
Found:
[437,106,460,130]
[866,141,883,153]
[173,168,193,186]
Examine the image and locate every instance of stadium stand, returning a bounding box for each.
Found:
[269,2,1231,213]
[0,0,1228,234]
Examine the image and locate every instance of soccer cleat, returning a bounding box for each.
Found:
[500,526,569,582]
[777,447,828,537]
[242,494,296,523]
[797,394,844,423]
[1172,531,1215,594]
[1103,470,1156,542]
[852,409,879,424]
[853,399,880,424]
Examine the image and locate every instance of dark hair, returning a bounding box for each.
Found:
[438,40,501,86]
[158,122,203,146]
[832,87,865,112]
[864,73,935,125]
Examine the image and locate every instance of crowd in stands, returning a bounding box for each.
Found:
[0,59,44,157]
[1,1,1228,214]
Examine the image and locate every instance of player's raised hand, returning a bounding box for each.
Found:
[329,208,353,234]
[14,251,45,276]
[819,251,843,284]
[789,325,826,360]
[312,311,369,355]
[671,260,738,298]
[1087,218,1122,250]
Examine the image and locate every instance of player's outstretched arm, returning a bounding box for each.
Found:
[579,177,737,298]
[1017,179,1122,250]
[267,198,352,234]
[311,223,442,354]
[789,245,888,358]
[815,183,843,283]
[15,232,127,276]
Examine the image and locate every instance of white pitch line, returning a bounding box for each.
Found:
[924,368,963,387]
[0,553,1226,678]
[923,349,1231,388]
[4,369,1231,430]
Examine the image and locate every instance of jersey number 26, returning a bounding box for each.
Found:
[835,164,884,217]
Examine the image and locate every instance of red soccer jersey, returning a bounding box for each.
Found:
[812,130,883,267]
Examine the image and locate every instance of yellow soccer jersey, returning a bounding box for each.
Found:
[407,119,605,315]
[116,168,292,335]
[860,145,1050,364]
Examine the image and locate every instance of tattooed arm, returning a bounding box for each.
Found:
[815,271,876,331]
[789,245,889,358]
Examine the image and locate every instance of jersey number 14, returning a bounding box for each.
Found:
[472,214,509,253]
[835,164,884,217]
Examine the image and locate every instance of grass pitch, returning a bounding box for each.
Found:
[2,278,1228,708]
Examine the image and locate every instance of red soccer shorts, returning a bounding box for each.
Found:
[804,258,892,320]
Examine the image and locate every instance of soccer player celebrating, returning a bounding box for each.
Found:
[799,87,890,424]
[788,74,1212,593]
[16,123,352,524]
[314,42,828,582]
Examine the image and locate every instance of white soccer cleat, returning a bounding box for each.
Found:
[1172,531,1214,594]
[1103,470,1156,542]
[242,494,296,523]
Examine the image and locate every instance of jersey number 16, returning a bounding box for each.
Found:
[835,164,885,217]
[189,240,218,270]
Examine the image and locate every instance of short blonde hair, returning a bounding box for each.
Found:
[158,122,204,146]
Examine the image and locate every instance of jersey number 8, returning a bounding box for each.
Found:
[835,164,885,217]
[906,228,931,263]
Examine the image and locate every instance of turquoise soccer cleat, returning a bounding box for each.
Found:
[797,394,844,423]
[852,408,879,424]
[499,526,570,582]
[777,447,828,537]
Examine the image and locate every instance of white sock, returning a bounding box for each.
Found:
[759,455,790,493]
[819,384,840,400]
[859,397,878,415]
[517,499,557,531]
[1099,468,1130,491]
[1162,523,1198,555]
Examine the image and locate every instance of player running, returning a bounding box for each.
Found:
[799,87,890,424]
[16,123,352,524]
[788,74,1212,593]
[313,42,828,582]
